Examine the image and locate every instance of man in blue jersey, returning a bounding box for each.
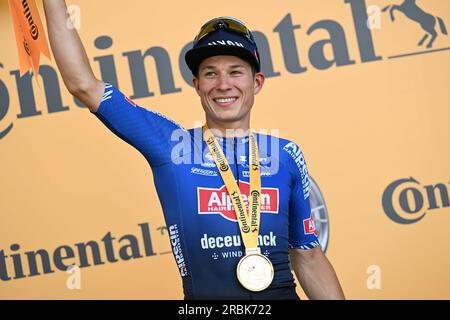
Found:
[44,0,344,300]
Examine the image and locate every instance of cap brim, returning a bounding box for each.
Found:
[185,45,260,75]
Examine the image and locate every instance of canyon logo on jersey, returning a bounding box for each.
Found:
[197,181,279,221]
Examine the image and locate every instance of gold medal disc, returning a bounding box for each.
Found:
[236,253,274,292]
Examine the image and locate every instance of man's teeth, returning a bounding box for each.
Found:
[215,98,237,103]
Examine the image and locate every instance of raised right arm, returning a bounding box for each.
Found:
[43,0,104,112]
[43,0,187,167]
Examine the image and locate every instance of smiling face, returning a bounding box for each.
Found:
[193,55,265,134]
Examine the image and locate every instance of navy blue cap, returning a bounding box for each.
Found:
[185,27,261,76]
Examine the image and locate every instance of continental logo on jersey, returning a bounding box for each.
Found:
[197,181,279,222]
[303,213,318,236]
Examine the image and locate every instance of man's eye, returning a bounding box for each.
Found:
[204,72,216,77]
[231,71,242,75]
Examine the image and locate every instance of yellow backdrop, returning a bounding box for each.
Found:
[1,0,449,299]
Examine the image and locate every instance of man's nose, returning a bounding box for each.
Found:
[216,74,232,91]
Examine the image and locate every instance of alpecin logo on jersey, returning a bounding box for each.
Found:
[197,181,279,222]
[303,213,318,236]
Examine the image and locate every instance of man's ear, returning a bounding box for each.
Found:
[193,76,201,95]
[254,72,265,95]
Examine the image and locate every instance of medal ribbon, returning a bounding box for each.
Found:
[203,125,261,250]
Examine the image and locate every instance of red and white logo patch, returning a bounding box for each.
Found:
[303,213,318,236]
[198,181,279,221]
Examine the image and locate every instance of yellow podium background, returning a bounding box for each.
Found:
[1,0,449,299]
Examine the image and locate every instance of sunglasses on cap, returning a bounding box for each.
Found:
[193,17,255,45]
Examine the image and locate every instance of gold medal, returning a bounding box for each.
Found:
[237,248,274,292]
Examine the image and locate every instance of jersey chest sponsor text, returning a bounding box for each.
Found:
[197,181,279,221]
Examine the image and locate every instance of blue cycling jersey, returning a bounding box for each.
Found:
[93,83,320,299]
